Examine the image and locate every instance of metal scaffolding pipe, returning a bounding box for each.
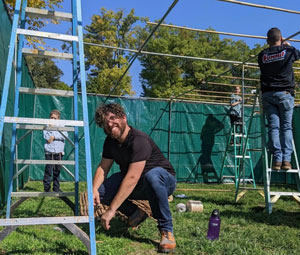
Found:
[202,81,256,89]
[103,0,179,100]
[84,43,300,72]
[218,0,300,15]
[193,89,255,96]
[85,42,258,66]
[147,22,300,43]
[148,22,300,43]
[185,93,253,100]
[209,74,260,82]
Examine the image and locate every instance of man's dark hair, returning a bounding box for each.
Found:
[267,27,282,45]
[94,103,126,127]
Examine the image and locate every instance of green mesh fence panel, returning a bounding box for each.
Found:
[26,96,265,184]
[0,0,34,209]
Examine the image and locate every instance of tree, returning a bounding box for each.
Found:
[25,56,70,90]
[5,0,63,15]
[5,0,71,90]
[84,8,145,95]
[5,0,64,48]
[137,24,265,100]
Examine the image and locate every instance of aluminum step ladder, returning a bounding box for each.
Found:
[233,91,265,202]
[0,1,96,254]
[258,90,300,214]
[219,121,256,190]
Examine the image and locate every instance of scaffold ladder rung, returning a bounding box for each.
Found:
[25,7,73,21]
[19,87,74,97]
[16,28,78,42]
[267,168,299,174]
[22,48,74,60]
[11,191,75,197]
[235,155,250,158]
[270,191,300,197]
[0,216,89,226]
[4,117,84,126]
[235,134,247,137]
[15,159,75,165]
[16,124,75,132]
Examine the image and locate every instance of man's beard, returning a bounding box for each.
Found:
[104,122,126,140]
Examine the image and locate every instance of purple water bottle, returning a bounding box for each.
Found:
[206,209,221,240]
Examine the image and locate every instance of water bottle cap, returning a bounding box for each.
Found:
[212,209,219,216]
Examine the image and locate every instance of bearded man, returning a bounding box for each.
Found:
[92,103,177,253]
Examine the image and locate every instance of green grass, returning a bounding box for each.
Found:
[1,181,300,255]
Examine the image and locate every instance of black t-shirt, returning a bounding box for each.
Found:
[258,44,300,94]
[102,127,175,176]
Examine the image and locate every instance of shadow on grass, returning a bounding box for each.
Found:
[221,208,300,229]
[5,227,88,255]
[94,218,160,247]
[4,247,87,255]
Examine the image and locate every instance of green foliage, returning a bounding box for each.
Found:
[5,0,70,90]
[5,0,63,9]
[84,8,146,96]
[138,25,265,99]
[294,61,300,102]
[4,0,64,33]
[25,56,70,90]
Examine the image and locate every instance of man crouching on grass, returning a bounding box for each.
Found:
[92,103,177,253]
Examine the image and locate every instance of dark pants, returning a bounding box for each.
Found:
[230,114,242,133]
[43,153,62,192]
[98,167,177,232]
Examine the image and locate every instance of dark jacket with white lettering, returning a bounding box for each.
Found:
[258,44,300,95]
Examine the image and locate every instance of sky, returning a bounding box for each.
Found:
[51,0,300,96]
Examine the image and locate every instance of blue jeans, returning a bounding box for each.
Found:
[262,91,294,162]
[98,167,177,232]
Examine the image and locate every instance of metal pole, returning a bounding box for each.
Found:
[168,100,172,160]
[84,42,300,71]
[6,0,27,219]
[76,0,96,253]
[218,0,300,15]
[147,22,300,43]
[104,0,179,101]
[241,64,246,186]
[72,0,79,217]
[0,0,22,145]
[84,42,259,66]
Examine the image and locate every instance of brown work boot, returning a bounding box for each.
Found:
[127,208,148,230]
[272,162,282,171]
[281,161,292,170]
[159,230,176,253]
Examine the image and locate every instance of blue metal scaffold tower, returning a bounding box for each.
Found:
[0,0,96,253]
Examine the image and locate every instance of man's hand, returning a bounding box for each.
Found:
[48,136,55,143]
[283,41,291,46]
[101,208,116,230]
[93,189,100,206]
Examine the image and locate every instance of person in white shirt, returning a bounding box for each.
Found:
[43,110,68,192]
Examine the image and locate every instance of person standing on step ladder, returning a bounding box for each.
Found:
[258,27,300,170]
[229,86,243,144]
[43,110,68,192]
